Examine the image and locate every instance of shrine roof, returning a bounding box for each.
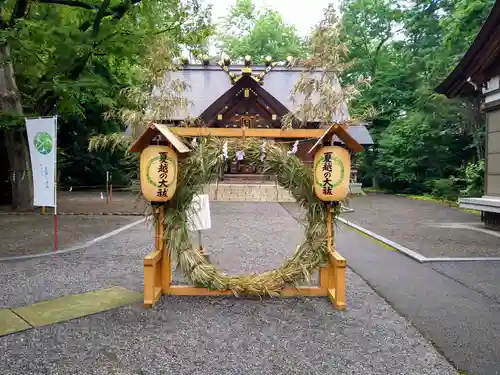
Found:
[339,124,373,146]
[435,1,500,97]
[161,64,349,123]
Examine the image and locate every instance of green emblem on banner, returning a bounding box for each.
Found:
[34,132,53,155]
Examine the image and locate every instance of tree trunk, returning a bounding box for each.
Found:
[372,175,380,189]
[4,130,33,210]
[0,43,33,210]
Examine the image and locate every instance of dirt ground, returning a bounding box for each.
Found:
[0,191,149,215]
[0,215,142,258]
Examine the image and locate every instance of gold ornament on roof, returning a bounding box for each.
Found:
[202,55,210,66]
[244,55,252,66]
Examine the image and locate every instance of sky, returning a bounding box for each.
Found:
[206,0,339,37]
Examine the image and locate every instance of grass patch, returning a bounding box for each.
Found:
[460,208,481,215]
[395,194,458,206]
[363,187,390,194]
[396,194,481,215]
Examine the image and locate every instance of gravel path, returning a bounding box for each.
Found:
[0,202,457,374]
[343,194,500,258]
[0,215,140,257]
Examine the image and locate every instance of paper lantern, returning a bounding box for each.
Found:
[140,145,178,202]
[313,146,351,201]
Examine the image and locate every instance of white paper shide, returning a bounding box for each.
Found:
[187,194,211,231]
[25,117,57,207]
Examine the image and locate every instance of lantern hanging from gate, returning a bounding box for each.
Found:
[129,123,190,203]
[308,124,364,202]
[140,145,178,202]
[313,146,350,201]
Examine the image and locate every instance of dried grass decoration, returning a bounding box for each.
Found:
[159,137,338,296]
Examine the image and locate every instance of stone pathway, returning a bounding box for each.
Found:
[0,203,457,375]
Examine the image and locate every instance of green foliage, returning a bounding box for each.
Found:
[461,159,485,197]
[1,0,214,191]
[427,178,461,201]
[340,0,494,198]
[215,0,305,63]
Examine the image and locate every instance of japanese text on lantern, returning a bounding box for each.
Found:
[157,152,169,198]
[322,152,333,196]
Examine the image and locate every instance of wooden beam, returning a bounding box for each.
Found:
[327,288,346,310]
[329,250,346,265]
[279,286,327,297]
[169,127,325,139]
[144,250,162,266]
[144,287,162,308]
[165,285,328,297]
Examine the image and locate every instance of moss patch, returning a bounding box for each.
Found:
[13,287,141,327]
[0,309,32,336]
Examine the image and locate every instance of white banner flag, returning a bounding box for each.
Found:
[25,117,57,207]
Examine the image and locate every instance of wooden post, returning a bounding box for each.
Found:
[326,204,336,292]
[154,215,163,293]
[333,251,346,309]
[160,206,172,293]
[198,231,205,256]
[154,207,161,251]
[325,203,347,310]
[319,267,329,290]
[144,257,155,307]
[326,203,333,252]
[320,203,333,290]
[144,207,164,308]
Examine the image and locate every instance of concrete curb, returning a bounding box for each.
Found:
[0,217,148,262]
[337,217,428,263]
[337,217,500,263]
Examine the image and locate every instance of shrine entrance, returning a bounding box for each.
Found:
[130,123,364,309]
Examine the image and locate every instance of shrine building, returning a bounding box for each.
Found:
[436,2,500,230]
[159,56,373,181]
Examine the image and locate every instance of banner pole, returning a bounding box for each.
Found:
[106,171,109,204]
[54,115,58,253]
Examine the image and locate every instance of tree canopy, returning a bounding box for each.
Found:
[0,0,496,208]
[339,0,494,198]
[0,0,213,207]
[215,0,305,63]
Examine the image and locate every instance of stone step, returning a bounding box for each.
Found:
[209,183,295,203]
[219,180,275,185]
[221,174,276,184]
